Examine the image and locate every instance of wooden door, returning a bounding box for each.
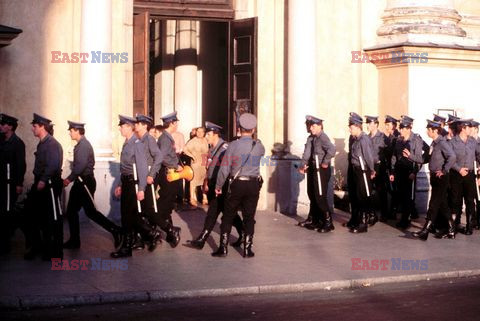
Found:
[133,12,150,116]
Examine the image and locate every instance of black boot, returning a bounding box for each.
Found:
[368,212,378,226]
[243,235,255,258]
[231,231,244,247]
[305,220,322,230]
[318,212,334,233]
[166,226,181,248]
[298,215,313,227]
[460,213,473,235]
[63,238,80,249]
[146,230,161,252]
[111,229,124,249]
[186,229,210,249]
[445,218,456,239]
[350,212,368,233]
[343,209,357,229]
[212,233,229,257]
[111,233,132,258]
[412,220,432,241]
[131,233,145,250]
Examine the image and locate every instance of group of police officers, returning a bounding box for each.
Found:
[299,112,480,241]
[0,111,265,260]
[1,109,480,261]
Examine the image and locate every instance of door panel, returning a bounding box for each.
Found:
[133,12,150,116]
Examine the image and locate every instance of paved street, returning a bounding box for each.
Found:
[3,276,480,320]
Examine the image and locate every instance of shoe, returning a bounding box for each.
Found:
[231,231,244,247]
[112,230,124,249]
[412,220,432,241]
[304,222,321,230]
[368,212,378,226]
[186,229,210,250]
[63,239,80,249]
[147,230,162,252]
[212,233,229,257]
[350,213,368,233]
[445,218,456,239]
[166,226,181,248]
[111,233,133,258]
[298,216,313,227]
[131,233,145,250]
[243,235,255,258]
[318,212,334,233]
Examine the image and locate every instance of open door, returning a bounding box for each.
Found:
[228,17,257,140]
[133,12,150,116]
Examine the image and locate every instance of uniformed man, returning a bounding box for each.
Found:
[111,115,160,258]
[298,115,336,233]
[347,112,375,233]
[389,115,424,229]
[413,120,456,240]
[212,113,265,257]
[468,120,480,229]
[134,114,162,250]
[186,121,244,249]
[383,115,400,220]
[365,115,388,224]
[448,119,480,235]
[433,114,449,137]
[63,121,123,250]
[0,113,26,254]
[155,111,182,247]
[24,113,63,260]
[446,114,460,140]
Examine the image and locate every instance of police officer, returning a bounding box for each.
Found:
[446,114,460,140]
[24,113,63,260]
[448,119,480,235]
[134,114,162,250]
[111,115,160,258]
[63,121,123,250]
[212,113,265,257]
[298,115,336,233]
[186,121,244,249]
[0,113,26,254]
[433,114,449,137]
[383,115,400,220]
[347,112,375,233]
[155,111,182,247]
[413,120,456,240]
[366,115,388,224]
[389,115,424,229]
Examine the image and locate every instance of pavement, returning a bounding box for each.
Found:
[1,207,480,309]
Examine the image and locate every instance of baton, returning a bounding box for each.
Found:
[359,156,370,197]
[315,155,322,196]
[475,161,480,201]
[148,166,158,214]
[6,163,10,212]
[133,163,142,213]
[78,177,98,210]
[48,179,58,221]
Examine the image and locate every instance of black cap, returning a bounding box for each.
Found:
[118,114,136,126]
[305,115,323,125]
[348,112,363,126]
[433,114,446,123]
[135,114,153,125]
[67,120,85,130]
[0,113,18,126]
[468,120,479,128]
[447,114,460,124]
[456,118,473,127]
[205,121,223,133]
[426,119,442,129]
[399,115,414,128]
[31,113,52,126]
[365,115,379,123]
[384,115,398,124]
[160,111,178,124]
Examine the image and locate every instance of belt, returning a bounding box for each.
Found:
[235,176,261,181]
[121,174,135,182]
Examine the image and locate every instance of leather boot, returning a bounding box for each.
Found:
[63,239,81,249]
[146,229,161,252]
[298,215,313,227]
[343,209,357,229]
[231,231,244,247]
[460,213,473,235]
[186,229,210,249]
[111,233,132,258]
[305,220,322,230]
[445,218,456,239]
[243,235,255,258]
[166,226,181,248]
[111,229,124,249]
[350,212,368,233]
[318,212,334,233]
[131,233,145,250]
[368,212,378,226]
[412,220,432,241]
[212,233,229,257]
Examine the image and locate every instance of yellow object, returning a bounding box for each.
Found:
[167,165,194,182]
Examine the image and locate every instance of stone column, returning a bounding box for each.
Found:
[174,20,198,135]
[287,0,316,156]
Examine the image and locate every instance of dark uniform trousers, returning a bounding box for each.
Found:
[24,178,63,258]
[450,170,476,222]
[394,166,416,219]
[374,163,389,219]
[426,173,451,223]
[120,175,152,236]
[350,167,373,215]
[154,166,179,230]
[347,164,359,224]
[0,178,21,249]
[306,164,330,223]
[141,176,159,226]
[66,176,119,242]
[221,179,261,236]
[203,182,243,233]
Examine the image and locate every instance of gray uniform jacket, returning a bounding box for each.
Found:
[350,132,374,172]
[449,135,480,172]
[428,136,456,174]
[67,136,95,182]
[120,135,148,192]
[369,131,388,164]
[391,133,424,173]
[207,138,228,181]
[139,132,162,177]
[301,132,335,168]
[215,136,265,190]
[33,134,63,183]
[157,131,179,168]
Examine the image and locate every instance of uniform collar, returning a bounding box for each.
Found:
[163,130,175,142]
[39,133,51,143]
